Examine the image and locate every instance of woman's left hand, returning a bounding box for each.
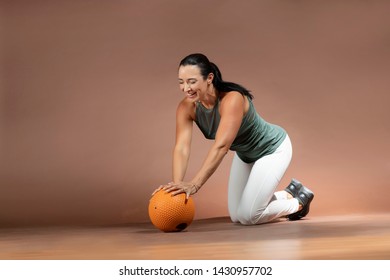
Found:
[161,181,200,199]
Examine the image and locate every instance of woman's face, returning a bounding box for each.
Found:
[178,65,213,102]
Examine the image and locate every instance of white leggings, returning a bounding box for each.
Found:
[228,135,299,225]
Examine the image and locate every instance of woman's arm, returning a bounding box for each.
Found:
[152,99,194,196]
[166,92,245,198]
[172,99,194,183]
[190,92,245,187]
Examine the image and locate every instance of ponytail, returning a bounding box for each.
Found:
[210,62,254,100]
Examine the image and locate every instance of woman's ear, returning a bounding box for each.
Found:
[207,73,214,85]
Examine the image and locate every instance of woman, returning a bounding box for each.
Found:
[155,53,314,225]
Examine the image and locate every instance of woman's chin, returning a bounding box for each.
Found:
[187,95,199,103]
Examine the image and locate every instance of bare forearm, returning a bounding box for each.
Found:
[172,146,190,183]
[191,143,229,188]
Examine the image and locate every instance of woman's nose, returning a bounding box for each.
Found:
[184,83,191,92]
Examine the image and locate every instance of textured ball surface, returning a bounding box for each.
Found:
[148,190,195,232]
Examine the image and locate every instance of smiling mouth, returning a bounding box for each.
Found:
[187,92,197,98]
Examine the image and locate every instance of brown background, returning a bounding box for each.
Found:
[1,0,389,227]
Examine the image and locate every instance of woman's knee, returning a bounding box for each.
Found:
[236,207,265,225]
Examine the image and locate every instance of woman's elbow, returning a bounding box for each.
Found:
[214,143,230,156]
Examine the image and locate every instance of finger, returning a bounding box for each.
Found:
[167,182,179,188]
[151,184,170,196]
[151,186,163,196]
[170,188,186,196]
[164,185,178,193]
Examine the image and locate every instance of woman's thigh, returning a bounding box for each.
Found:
[233,136,293,224]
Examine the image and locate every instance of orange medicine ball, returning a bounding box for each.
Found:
[148,190,195,232]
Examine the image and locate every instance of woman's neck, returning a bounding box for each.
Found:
[200,87,218,109]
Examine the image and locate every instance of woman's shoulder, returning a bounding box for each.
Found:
[220,90,245,100]
[219,91,249,114]
[177,97,196,120]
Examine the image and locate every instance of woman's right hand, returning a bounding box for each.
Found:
[151,181,200,199]
[151,183,172,197]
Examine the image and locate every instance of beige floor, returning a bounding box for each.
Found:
[1,214,390,260]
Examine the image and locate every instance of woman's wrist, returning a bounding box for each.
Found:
[191,182,201,192]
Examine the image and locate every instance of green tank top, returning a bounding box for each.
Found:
[194,96,286,163]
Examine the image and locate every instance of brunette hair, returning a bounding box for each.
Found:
[179,53,253,99]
